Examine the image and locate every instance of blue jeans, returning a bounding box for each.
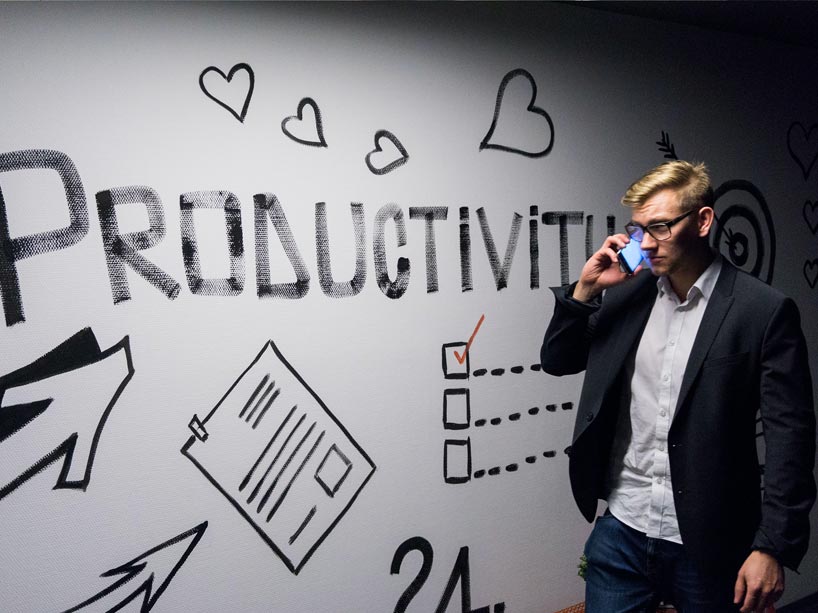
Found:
[584,511,739,613]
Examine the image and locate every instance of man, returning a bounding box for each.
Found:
[541,161,815,612]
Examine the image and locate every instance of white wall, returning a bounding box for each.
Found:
[0,3,816,611]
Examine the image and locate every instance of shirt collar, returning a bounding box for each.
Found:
[657,253,723,303]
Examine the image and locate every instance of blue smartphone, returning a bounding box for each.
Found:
[617,238,644,274]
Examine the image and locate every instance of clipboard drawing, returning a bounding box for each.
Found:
[181,341,375,574]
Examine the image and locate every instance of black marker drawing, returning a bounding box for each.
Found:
[477,208,522,291]
[62,521,207,613]
[473,448,562,481]
[441,338,567,484]
[542,211,584,286]
[255,193,311,299]
[97,186,182,304]
[391,536,505,613]
[804,259,818,289]
[0,328,133,501]
[365,130,409,175]
[803,200,818,235]
[281,97,327,148]
[712,180,776,284]
[460,207,473,292]
[0,149,88,327]
[787,122,818,180]
[656,130,678,160]
[199,63,254,123]
[409,207,448,293]
[180,191,245,296]
[315,202,367,298]
[374,204,410,299]
[181,341,375,574]
[480,68,554,158]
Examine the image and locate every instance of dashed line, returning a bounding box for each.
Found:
[473,364,543,377]
[473,403,573,428]
[473,449,564,479]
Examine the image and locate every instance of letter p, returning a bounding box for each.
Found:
[0,150,88,326]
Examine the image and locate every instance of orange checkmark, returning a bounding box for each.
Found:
[454,314,485,364]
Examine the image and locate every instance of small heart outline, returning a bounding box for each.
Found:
[804,259,818,289]
[365,130,409,175]
[787,122,818,181]
[199,63,255,123]
[281,97,327,148]
[480,68,555,158]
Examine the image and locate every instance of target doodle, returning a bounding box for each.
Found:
[711,180,775,285]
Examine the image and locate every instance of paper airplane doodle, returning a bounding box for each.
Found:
[480,68,554,158]
[0,327,134,501]
[182,341,375,574]
[365,130,409,175]
[281,97,328,148]
[199,63,255,123]
[62,521,207,613]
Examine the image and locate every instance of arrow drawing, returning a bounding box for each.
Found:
[62,521,208,613]
[0,328,134,501]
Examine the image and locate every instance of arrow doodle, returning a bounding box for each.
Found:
[62,522,208,613]
[0,328,134,501]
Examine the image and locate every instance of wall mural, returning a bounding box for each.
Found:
[1,7,814,610]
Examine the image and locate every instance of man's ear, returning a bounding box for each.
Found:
[698,206,715,237]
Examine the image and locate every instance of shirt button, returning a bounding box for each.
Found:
[660,410,667,417]
[657,477,664,484]
[669,340,676,346]
[663,374,670,382]
[586,413,594,422]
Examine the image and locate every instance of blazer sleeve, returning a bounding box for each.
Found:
[752,297,817,570]
[540,282,601,376]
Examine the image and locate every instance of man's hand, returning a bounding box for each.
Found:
[573,234,641,302]
[734,550,784,613]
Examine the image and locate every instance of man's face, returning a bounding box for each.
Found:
[630,188,702,278]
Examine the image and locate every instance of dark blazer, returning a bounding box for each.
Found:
[541,261,816,574]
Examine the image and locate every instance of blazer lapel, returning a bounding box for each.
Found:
[673,263,738,420]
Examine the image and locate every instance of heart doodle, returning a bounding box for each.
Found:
[804,259,818,289]
[365,130,409,175]
[480,68,554,158]
[803,200,818,235]
[787,122,818,180]
[281,97,327,147]
[199,63,255,123]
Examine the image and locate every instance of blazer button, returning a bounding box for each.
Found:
[586,412,594,422]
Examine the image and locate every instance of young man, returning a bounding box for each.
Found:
[541,161,815,612]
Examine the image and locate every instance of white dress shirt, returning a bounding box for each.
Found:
[606,254,723,543]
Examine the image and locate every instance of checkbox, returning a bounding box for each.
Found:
[442,341,469,379]
[444,438,472,484]
[443,388,470,430]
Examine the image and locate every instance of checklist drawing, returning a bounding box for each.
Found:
[182,341,375,574]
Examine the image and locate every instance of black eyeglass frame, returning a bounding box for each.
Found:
[624,208,697,241]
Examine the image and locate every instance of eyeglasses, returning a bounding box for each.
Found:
[625,209,696,241]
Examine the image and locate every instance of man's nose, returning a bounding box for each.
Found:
[640,233,657,251]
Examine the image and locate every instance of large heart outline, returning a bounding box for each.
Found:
[281,97,327,148]
[480,68,555,158]
[803,200,818,235]
[804,259,818,289]
[365,130,409,175]
[199,63,255,123]
[787,122,818,180]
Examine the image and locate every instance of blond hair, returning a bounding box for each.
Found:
[621,161,714,213]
